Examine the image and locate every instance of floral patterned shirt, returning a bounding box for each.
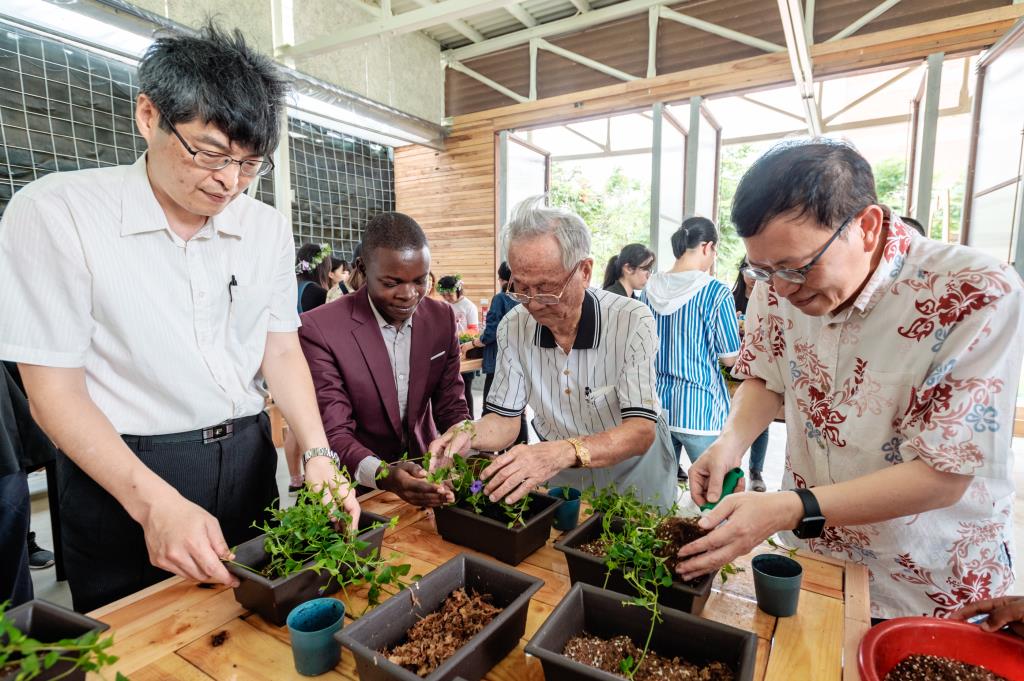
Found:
[734,215,1023,618]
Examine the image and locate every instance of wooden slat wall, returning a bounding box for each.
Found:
[397,6,1024,307]
[395,122,497,308]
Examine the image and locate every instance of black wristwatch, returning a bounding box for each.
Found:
[792,488,826,539]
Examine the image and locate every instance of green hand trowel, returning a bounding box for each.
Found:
[679,467,745,518]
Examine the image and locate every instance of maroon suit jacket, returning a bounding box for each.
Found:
[298,288,470,477]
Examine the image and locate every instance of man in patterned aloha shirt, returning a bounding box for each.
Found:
[675,139,1023,620]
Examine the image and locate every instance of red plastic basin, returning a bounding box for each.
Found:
[859,616,1024,681]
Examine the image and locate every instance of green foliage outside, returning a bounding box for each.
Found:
[546,144,965,292]
[548,164,651,276]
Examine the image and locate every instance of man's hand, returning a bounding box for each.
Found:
[305,457,361,530]
[426,425,474,473]
[688,439,745,507]
[378,460,454,507]
[136,491,239,587]
[479,441,576,504]
[674,491,803,581]
[953,597,1024,637]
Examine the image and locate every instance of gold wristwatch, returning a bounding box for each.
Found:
[567,437,590,468]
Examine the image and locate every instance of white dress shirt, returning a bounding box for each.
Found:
[0,154,299,435]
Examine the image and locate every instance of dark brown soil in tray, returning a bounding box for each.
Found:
[381,588,503,677]
[563,632,735,681]
[576,516,709,587]
[883,654,1009,681]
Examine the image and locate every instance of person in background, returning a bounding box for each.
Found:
[428,197,677,510]
[438,274,479,416]
[642,217,741,474]
[677,140,1022,621]
[462,261,528,446]
[325,257,350,303]
[284,242,334,494]
[603,243,655,298]
[298,213,469,505]
[346,244,365,293]
[0,24,357,612]
[296,243,332,313]
[730,257,769,492]
[426,272,439,300]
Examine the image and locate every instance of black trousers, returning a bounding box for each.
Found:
[58,411,279,613]
[0,471,33,606]
[481,373,529,446]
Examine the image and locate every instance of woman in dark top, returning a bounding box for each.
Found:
[295,242,332,313]
[731,256,769,492]
[462,262,528,445]
[603,243,655,298]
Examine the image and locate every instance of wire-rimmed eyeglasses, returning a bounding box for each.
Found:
[507,261,582,306]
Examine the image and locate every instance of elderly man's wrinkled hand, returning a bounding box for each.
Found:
[479,441,574,504]
[425,428,473,473]
[674,491,803,581]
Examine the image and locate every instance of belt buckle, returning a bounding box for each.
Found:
[202,421,234,444]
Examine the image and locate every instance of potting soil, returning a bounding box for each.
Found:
[563,632,734,681]
[382,588,502,676]
[883,654,1009,681]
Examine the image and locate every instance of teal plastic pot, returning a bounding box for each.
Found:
[751,553,803,617]
[286,597,346,676]
[547,487,582,532]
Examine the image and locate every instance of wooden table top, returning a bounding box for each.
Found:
[90,491,870,681]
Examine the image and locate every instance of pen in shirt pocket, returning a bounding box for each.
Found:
[228,274,238,302]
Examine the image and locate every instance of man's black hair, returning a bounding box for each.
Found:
[360,212,429,264]
[900,216,927,237]
[731,139,877,238]
[138,23,289,157]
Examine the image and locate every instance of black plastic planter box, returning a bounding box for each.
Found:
[337,552,542,681]
[554,512,715,615]
[1,600,110,681]
[225,511,389,626]
[433,491,560,565]
[525,583,758,681]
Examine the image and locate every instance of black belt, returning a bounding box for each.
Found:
[121,414,262,447]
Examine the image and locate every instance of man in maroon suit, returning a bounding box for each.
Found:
[298,213,470,506]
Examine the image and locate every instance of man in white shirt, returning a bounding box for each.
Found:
[429,197,677,509]
[0,25,357,612]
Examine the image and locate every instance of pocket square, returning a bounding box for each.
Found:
[430,351,445,360]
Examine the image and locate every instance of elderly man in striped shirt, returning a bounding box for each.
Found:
[429,197,677,509]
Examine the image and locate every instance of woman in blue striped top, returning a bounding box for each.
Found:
[641,217,741,470]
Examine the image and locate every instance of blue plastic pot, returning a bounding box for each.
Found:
[547,487,582,532]
[286,597,346,676]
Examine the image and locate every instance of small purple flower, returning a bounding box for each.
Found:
[470,480,484,495]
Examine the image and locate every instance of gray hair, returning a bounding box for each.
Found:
[501,196,592,271]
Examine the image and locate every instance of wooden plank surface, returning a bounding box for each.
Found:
[97,495,866,680]
[763,590,845,681]
[127,654,216,681]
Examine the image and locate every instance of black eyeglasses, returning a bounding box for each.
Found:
[163,116,274,177]
[742,213,858,285]
[508,261,582,306]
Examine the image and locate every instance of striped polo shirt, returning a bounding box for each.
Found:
[641,273,741,435]
[484,288,660,435]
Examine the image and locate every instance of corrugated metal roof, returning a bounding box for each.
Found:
[365,0,1008,116]
[441,0,1006,116]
